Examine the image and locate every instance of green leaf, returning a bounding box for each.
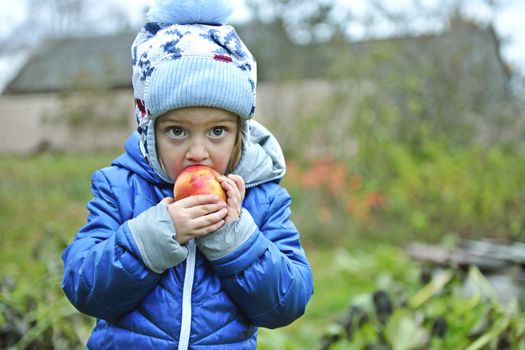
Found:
[385,310,429,350]
[409,270,454,308]
[465,316,510,350]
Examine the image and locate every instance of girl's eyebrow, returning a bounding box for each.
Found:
[156,115,190,126]
[210,118,237,125]
[158,117,236,126]
[156,118,180,127]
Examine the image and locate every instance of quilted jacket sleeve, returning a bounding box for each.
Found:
[208,183,314,328]
[61,170,160,322]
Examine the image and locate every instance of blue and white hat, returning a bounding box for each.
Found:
[131,0,257,182]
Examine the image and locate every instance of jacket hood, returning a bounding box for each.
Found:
[112,133,166,185]
[113,120,286,187]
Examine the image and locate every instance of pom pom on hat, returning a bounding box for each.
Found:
[147,0,234,25]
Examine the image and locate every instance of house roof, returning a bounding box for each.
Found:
[3,18,511,95]
[3,32,136,95]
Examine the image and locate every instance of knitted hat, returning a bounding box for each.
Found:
[131,0,257,182]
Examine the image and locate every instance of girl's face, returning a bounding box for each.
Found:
[155,107,239,180]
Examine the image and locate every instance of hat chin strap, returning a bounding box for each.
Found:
[144,119,174,184]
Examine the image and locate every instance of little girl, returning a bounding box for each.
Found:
[61,0,313,349]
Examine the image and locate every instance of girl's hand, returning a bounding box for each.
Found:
[218,174,246,223]
[161,195,228,245]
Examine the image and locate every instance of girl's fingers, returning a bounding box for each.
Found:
[227,174,245,200]
[186,220,225,238]
[228,174,245,188]
[192,208,228,231]
[184,201,227,218]
[220,176,240,198]
[194,220,225,235]
[176,194,222,208]
[170,206,227,240]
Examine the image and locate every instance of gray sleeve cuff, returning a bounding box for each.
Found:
[196,208,257,261]
[128,202,188,274]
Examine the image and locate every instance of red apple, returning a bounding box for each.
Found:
[173,165,227,202]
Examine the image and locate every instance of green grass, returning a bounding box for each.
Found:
[2,152,524,349]
[257,244,419,349]
[0,152,117,348]
[0,152,409,348]
[0,153,114,273]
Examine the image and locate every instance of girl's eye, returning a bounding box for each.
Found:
[209,127,226,138]
[168,127,186,138]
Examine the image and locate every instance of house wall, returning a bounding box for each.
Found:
[0,81,341,155]
[0,91,136,154]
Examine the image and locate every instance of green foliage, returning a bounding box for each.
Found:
[0,153,115,349]
[0,154,420,349]
[360,140,525,240]
[319,266,525,349]
[258,245,420,350]
[2,145,525,348]
[280,137,525,245]
[259,39,525,245]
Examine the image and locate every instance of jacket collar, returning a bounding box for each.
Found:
[112,132,167,185]
[233,120,286,188]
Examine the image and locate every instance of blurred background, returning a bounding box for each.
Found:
[1,0,525,349]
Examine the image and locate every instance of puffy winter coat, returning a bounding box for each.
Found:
[62,122,313,349]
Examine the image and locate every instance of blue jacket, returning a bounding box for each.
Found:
[62,122,313,349]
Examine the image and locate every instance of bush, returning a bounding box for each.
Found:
[0,153,111,348]
[283,139,525,245]
[320,266,525,349]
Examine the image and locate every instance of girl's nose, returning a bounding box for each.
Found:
[186,139,209,162]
